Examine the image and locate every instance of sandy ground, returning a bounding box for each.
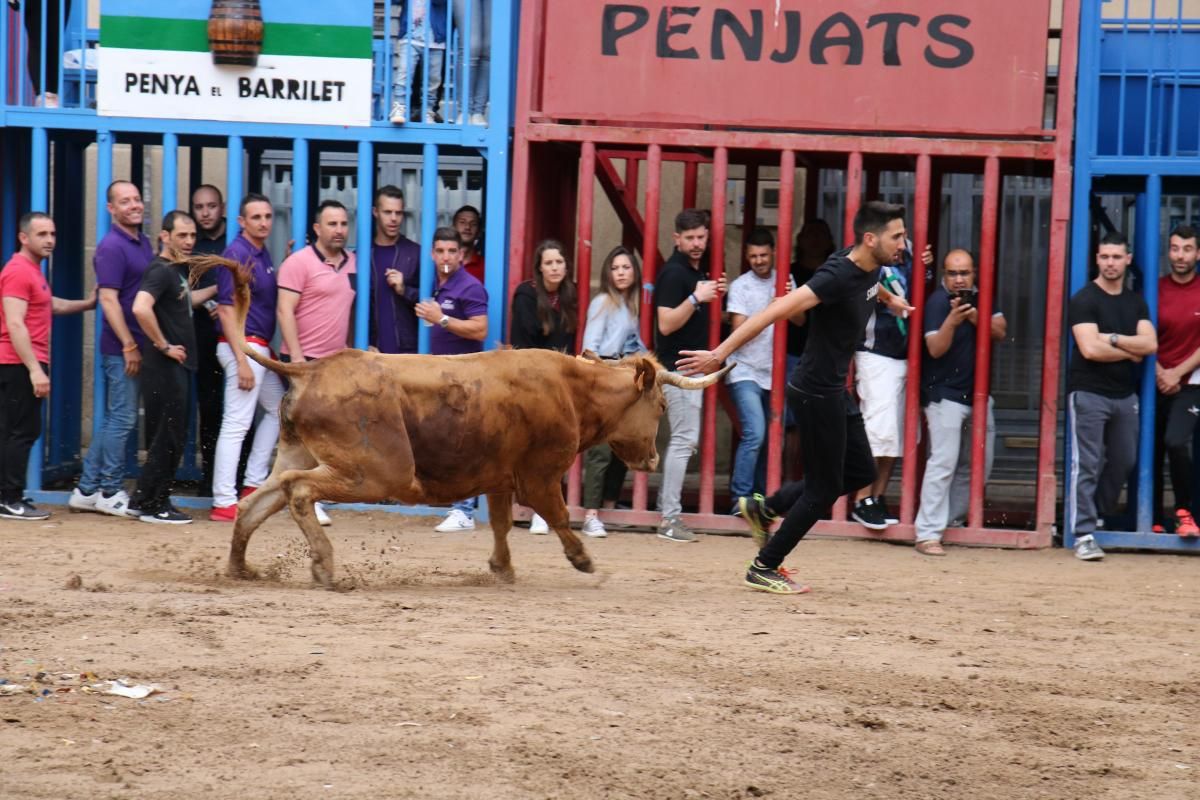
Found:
[1,508,1197,800]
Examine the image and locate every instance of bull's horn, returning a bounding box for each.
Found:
[657,362,734,389]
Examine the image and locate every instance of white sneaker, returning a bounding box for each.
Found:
[469,113,487,126]
[95,490,134,518]
[389,101,407,124]
[435,509,475,532]
[68,487,99,512]
[581,516,608,538]
[314,502,332,527]
[423,109,439,124]
[529,513,549,534]
[35,92,59,108]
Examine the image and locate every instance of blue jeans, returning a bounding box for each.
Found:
[453,496,477,519]
[729,380,771,502]
[79,354,139,494]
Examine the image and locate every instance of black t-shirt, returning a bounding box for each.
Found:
[140,257,198,371]
[654,249,710,371]
[790,249,879,396]
[787,261,817,357]
[1067,282,1150,398]
[921,286,1003,406]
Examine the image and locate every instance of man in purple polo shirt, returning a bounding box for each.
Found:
[369,185,421,354]
[210,193,285,523]
[69,180,154,518]
[417,227,489,531]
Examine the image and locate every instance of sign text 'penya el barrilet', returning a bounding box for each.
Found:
[97,0,372,126]
[538,1,1053,136]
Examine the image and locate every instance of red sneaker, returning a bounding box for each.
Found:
[239,486,258,500]
[209,504,237,522]
[1175,508,1200,538]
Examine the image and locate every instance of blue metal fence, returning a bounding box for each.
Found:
[0,0,516,502]
[1068,0,1200,553]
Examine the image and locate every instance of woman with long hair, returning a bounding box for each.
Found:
[510,240,579,533]
[511,239,577,351]
[578,245,646,537]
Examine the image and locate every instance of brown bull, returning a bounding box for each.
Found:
[194,256,729,589]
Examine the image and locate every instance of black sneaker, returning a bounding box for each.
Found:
[139,508,192,525]
[876,496,899,525]
[851,496,889,530]
[743,561,810,594]
[0,499,50,521]
[738,494,777,548]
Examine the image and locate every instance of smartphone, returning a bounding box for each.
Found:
[203,299,219,312]
[953,288,978,306]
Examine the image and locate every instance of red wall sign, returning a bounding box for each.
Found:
[538,1,1052,136]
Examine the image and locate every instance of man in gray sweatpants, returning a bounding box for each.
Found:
[914,250,1006,556]
[1065,233,1157,561]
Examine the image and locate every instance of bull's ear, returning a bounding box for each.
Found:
[633,357,656,394]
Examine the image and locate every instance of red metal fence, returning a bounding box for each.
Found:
[509,1,1079,547]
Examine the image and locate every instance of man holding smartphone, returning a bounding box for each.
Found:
[653,209,726,543]
[914,249,1007,556]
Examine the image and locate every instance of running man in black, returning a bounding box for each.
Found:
[678,202,914,594]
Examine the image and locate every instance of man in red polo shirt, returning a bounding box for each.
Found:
[1153,224,1200,536]
[0,212,96,520]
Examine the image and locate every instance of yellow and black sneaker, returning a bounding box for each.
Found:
[743,561,810,595]
[738,494,776,548]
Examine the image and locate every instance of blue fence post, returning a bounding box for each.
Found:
[162,133,178,215]
[93,131,113,442]
[1134,174,1161,533]
[226,136,244,246]
[355,140,373,350]
[24,126,49,493]
[417,142,438,355]
[292,138,309,253]
[482,0,515,347]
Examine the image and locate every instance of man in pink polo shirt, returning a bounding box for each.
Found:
[0,212,96,520]
[275,199,357,526]
[277,199,356,362]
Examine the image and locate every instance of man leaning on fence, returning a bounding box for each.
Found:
[1066,233,1157,562]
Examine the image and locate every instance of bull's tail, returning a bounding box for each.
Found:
[188,255,308,379]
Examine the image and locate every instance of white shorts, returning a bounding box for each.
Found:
[854,351,907,458]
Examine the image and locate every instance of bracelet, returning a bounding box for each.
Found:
[688,293,700,308]
[122,342,138,353]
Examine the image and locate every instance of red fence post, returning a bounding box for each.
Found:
[632,143,662,513]
[683,161,698,210]
[899,154,932,525]
[832,152,863,521]
[767,150,796,495]
[968,156,1001,528]
[567,140,597,509]
[699,146,728,516]
[623,156,640,253]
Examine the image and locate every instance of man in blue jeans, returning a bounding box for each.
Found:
[69,181,154,517]
[726,229,783,511]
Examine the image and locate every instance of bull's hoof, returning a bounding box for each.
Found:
[226,561,259,580]
[568,553,595,574]
[310,564,335,590]
[488,560,516,583]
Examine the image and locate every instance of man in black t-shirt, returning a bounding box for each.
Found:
[652,209,726,543]
[679,201,914,593]
[1066,233,1157,561]
[913,250,1007,556]
[189,184,226,491]
[129,211,201,525]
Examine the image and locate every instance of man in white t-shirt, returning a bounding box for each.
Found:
[726,229,786,513]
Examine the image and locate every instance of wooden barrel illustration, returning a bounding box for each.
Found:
[208,0,264,66]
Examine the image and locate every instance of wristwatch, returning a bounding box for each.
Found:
[438,315,451,329]
[157,341,171,352]
[688,293,700,308]
[1109,333,1120,348]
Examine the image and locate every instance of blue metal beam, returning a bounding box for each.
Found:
[1134,174,1162,533]
[162,133,179,215]
[93,131,113,441]
[292,138,310,253]
[25,126,49,493]
[226,136,244,245]
[417,142,438,355]
[354,140,374,350]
